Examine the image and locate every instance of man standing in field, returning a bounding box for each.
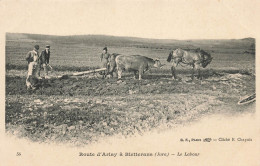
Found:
[25,45,40,90]
[38,45,51,79]
[100,47,110,78]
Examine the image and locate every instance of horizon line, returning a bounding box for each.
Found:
[5,32,255,41]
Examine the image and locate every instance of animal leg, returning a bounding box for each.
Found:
[117,67,122,79]
[133,71,137,79]
[197,69,202,80]
[194,63,202,80]
[171,66,177,79]
[171,60,180,80]
[138,69,144,80]
[108,63,116,78]
[191,67,195,80]
[138,74,142,80]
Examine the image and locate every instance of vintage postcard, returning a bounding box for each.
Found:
[1,0,259,165]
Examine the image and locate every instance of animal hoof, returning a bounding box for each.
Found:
[172,77,181,81]
[185,79,193,83]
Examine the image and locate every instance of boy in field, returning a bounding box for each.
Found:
[38,45,51,79]
[100,47,111,78]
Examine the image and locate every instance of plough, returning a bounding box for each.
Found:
[57,68,107,79]
[237,93,256,105]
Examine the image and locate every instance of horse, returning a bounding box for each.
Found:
[167,48,213,80]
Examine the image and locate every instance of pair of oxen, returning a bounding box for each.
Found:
[107,48,213,80]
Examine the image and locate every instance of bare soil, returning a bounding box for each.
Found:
[5,71,255,146]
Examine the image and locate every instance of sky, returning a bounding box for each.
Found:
[0,0,259,39]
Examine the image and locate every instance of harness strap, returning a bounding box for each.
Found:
[178,57,193,67]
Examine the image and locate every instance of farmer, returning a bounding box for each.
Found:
[100,47,110,77]
[37,45,51,79]
[25,45,40,90]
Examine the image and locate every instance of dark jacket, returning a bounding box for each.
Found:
[40,50,50,64]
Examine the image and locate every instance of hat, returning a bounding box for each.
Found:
[103,47,107,51]
[34,45,39,50]
[46,45,50,48]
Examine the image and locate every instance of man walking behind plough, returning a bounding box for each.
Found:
[25,45,40,90]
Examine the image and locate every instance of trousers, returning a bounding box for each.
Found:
[37,63,48,77]
[26,61,38,89]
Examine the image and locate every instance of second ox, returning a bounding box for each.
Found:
[111,55,162,80]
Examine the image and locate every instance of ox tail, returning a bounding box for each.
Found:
[167,51,173,62]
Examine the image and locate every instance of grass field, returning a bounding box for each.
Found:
[5,33,256,146]
[6,33,255,71]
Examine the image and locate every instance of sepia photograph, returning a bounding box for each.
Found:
[5,33,256,145]
[1,0,259,165]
